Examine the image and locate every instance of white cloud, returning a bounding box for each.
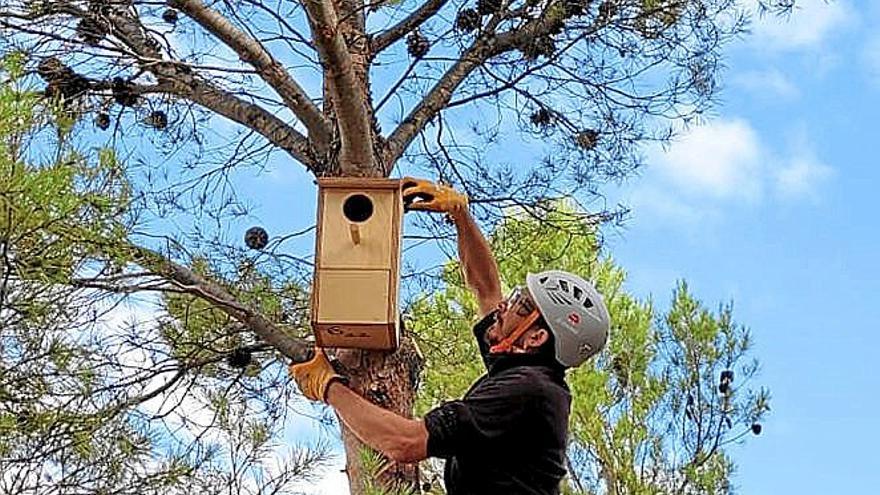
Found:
[632,118,834,227]
[774,153,834,200]
[732,69,799,99]
[772,127,835,200]
[751,0,853,51]
[626,184,714,226]
[654,119,764,201]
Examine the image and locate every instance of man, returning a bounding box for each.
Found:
[289,178,610,494]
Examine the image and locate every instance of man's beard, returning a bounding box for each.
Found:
[485,313,504,346]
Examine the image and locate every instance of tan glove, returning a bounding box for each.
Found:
[402,177,468,216]
[288,348,345,403]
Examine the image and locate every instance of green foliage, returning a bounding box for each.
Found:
[160,257,312,373]
[0,56,119,406]
[412,204,770,494]
[358,447,445,495]
[360,449,401,495]
[0,56,332,495]
[0,61,131,285]
[0,56,181,493]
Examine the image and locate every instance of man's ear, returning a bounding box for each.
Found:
[526,328,549,349]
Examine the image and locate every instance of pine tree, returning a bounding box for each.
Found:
[0,0,791,489]
[411,204,770,493]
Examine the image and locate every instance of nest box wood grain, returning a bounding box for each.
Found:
[311,178,402,350]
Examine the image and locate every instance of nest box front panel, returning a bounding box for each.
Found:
[311,178,402,350]
[318,190,395,269]
[315,269,391,323]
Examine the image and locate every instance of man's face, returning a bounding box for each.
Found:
[486,287,538,346]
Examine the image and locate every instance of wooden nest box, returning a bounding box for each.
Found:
[310,178,402,350]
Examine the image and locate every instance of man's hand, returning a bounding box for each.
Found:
[288,348,345,403]
[402,177,468,216]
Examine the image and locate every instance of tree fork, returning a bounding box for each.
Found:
[304,0,374,175]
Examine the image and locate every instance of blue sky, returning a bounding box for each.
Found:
[107,0,878,492]
[607,0,880,492]
[256,1,880,492]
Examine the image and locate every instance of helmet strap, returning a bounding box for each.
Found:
[489,310,541,354]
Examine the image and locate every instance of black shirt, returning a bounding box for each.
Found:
[423,312,572,494]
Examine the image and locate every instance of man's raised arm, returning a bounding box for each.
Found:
[402,178,502,316]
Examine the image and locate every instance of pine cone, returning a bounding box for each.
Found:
[575,129,599,150]
[145,110,168,130]
[244,226,269,250]
[44,81,62,100]
[537,36,556,58]
[227,348,252,368]
[162,8,179,25]
[39,58,90,101]
[563,0,587,17]
[37,57,70,82]
[598,0,618,22]
[455,8,482,32]
[112,77,138,107]
[406,31,429,58]
[530,108,553,127]
[476,0,503,15]
[75,18,108,46]
[520,36,556,61]
[95,112,111,130]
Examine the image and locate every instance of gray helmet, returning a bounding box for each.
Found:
[526,270,610,367]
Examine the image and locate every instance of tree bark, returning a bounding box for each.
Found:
[304,0,374,175]
[309,0,421,491]
[336,338,422,494]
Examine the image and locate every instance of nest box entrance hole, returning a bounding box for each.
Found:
[343,194,373,222]
[343,193,373,245]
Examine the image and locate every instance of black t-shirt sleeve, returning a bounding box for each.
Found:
[472,311,497,369]
[423,369,540,459]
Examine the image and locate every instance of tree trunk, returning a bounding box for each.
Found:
[320,0,421,491]
[336,339,422,494]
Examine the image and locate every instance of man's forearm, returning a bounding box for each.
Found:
[325,382,428,463]
[451,207,502,315]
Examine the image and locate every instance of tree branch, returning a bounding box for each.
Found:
[383,40,491,166]
[383,8,582,166]
[370,0,450,54]
[128,244,314,363]
[95,5,321,172]
[302,0,374,173]
[164,74,319,170]
[168,0,332,154]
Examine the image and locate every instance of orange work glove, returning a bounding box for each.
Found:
[288,348,345,403]
[402,177,468,216]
